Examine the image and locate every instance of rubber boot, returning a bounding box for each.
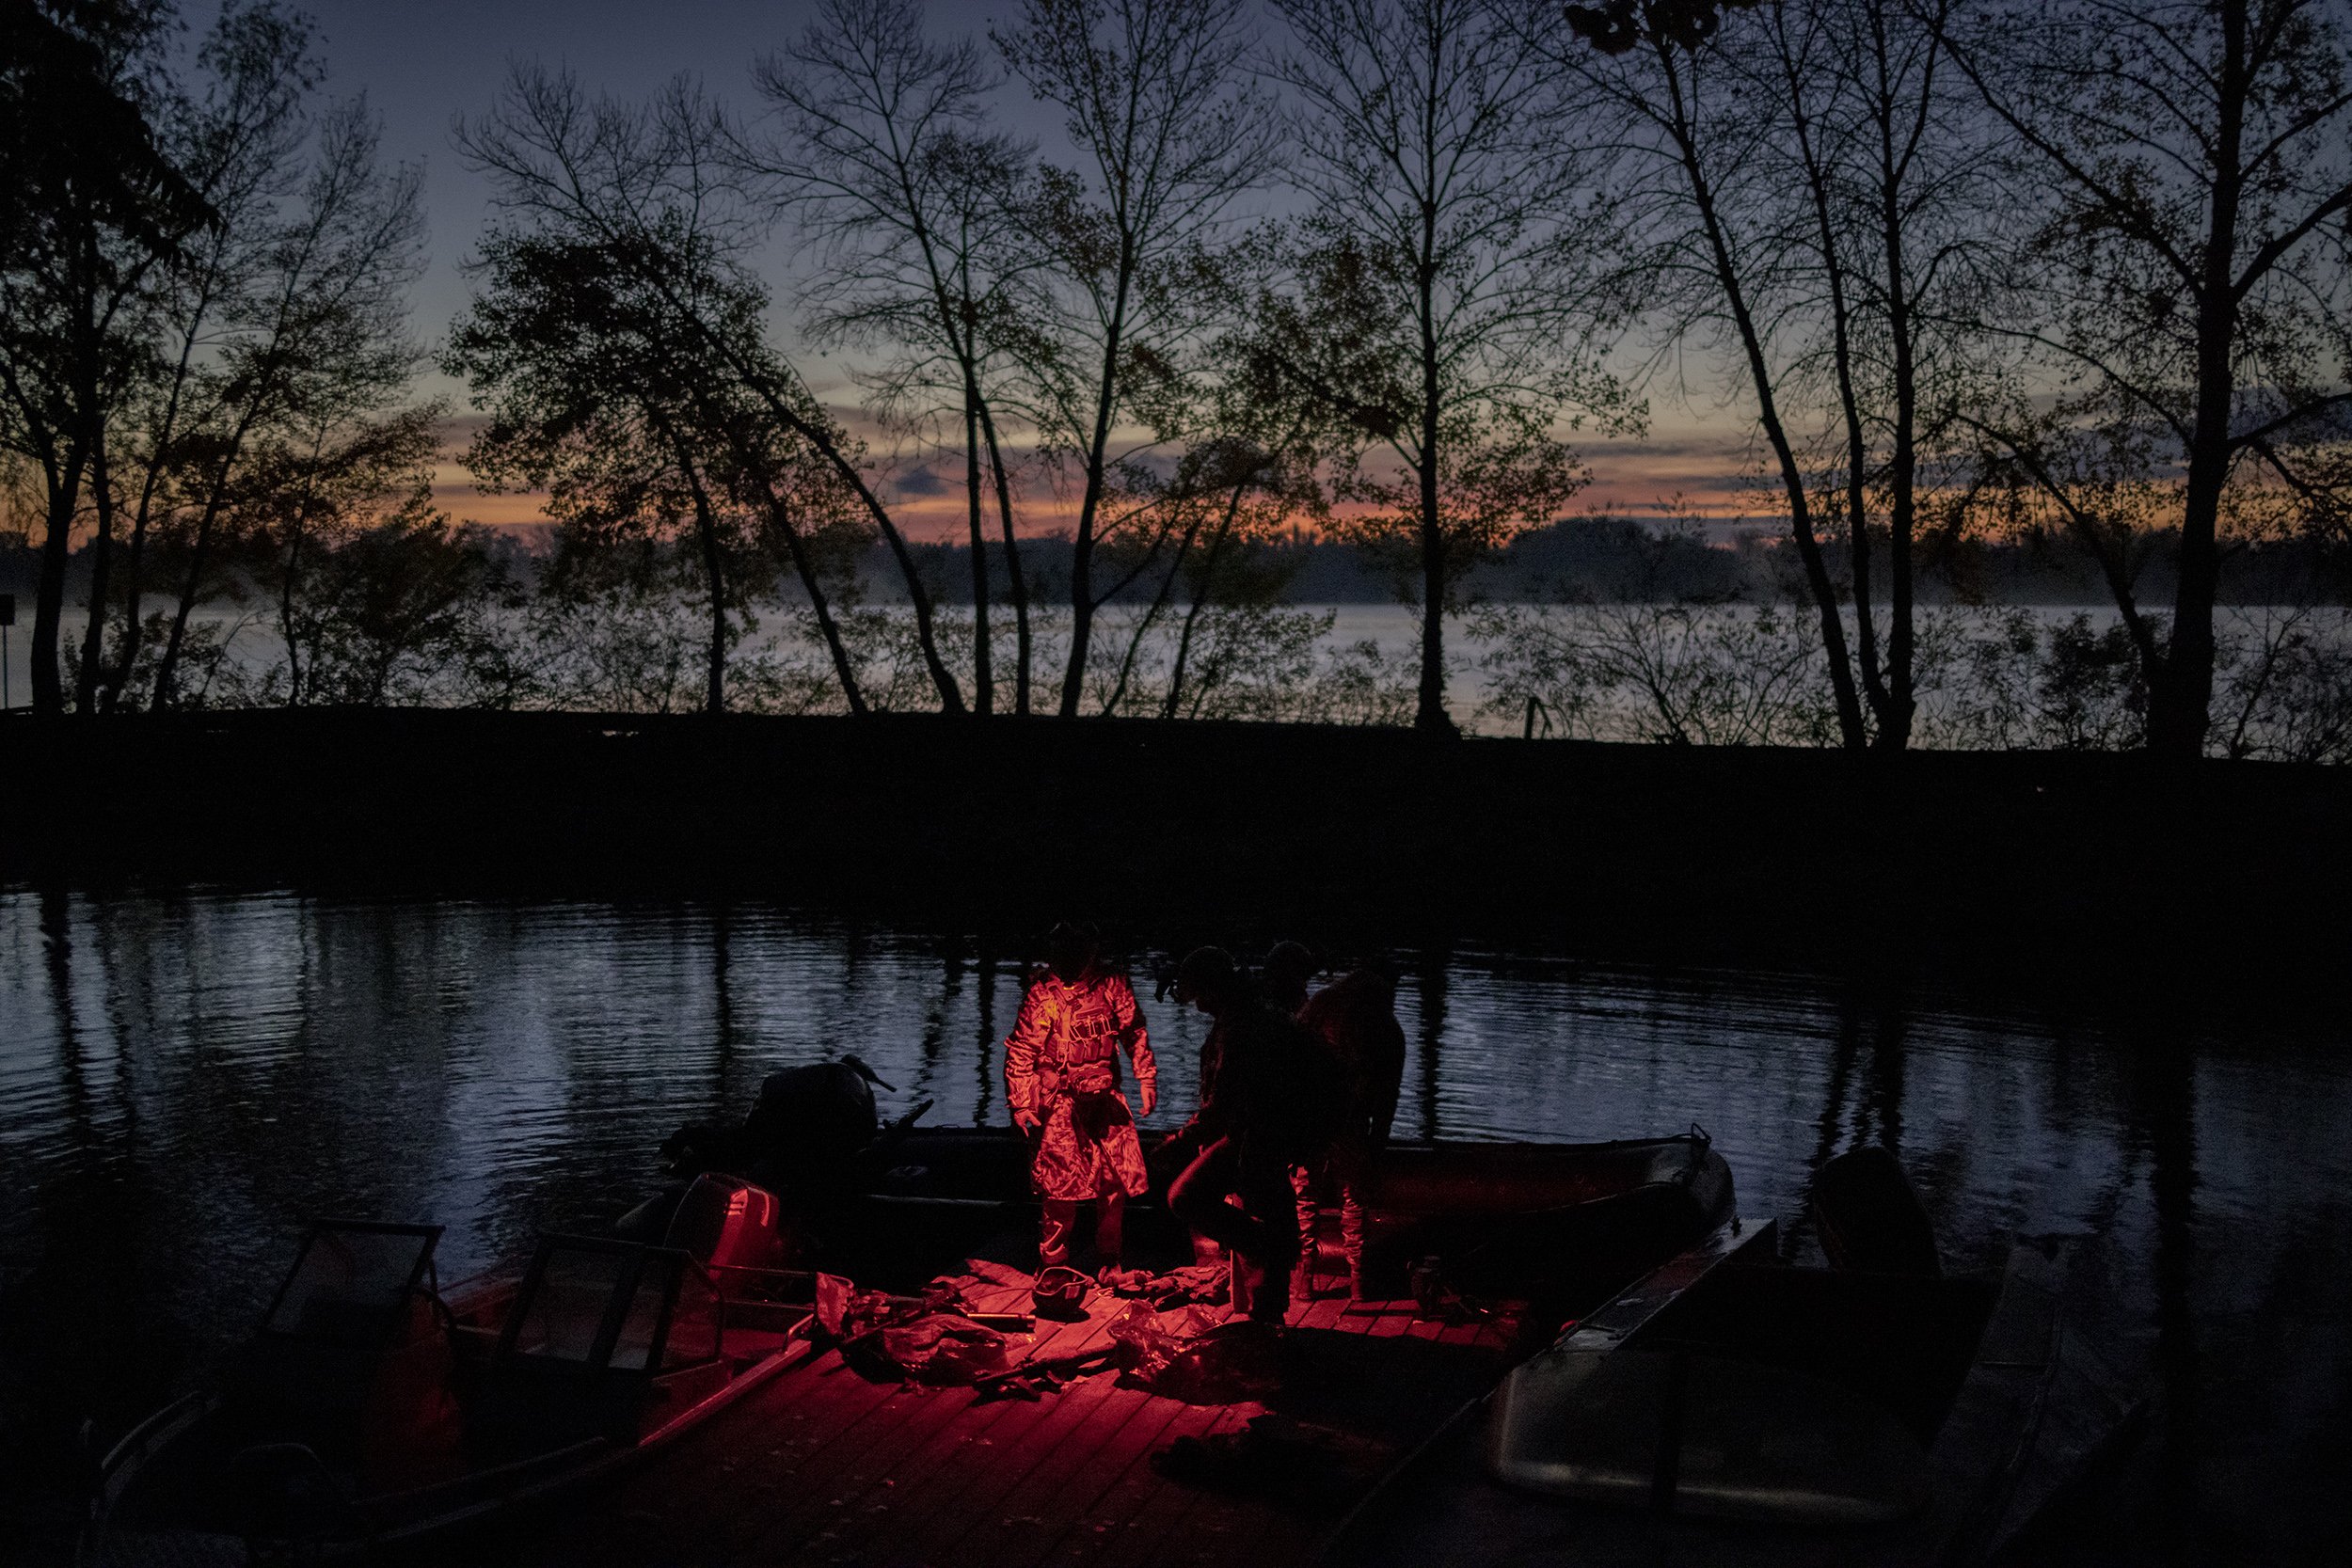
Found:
[1039,1199,1077,1271]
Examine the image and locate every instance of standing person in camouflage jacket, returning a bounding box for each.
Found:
[1005,923,1157,1275]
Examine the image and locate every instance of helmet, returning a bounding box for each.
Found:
[1032,1264,1092,1321]
[1171,945,1238,1005]
[1262,941,1318,990]
[1045,921,1100,979]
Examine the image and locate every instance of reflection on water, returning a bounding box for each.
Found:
[4,890,2348,1561]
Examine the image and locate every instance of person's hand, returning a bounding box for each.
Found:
[1138,1081,1157,1117]
[1152,1125,1193,1180]
[1014,1109,1041,1135]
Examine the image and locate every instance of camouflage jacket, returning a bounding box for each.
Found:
[1004,968,1155,1117]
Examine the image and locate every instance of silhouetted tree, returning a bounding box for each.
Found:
[1,0,215,715]
[754,0,1046,715]
[448,227,822,715]
[196,103,436,708]
[456,66,964,712]
[245,403,440,704]
[1548,0,1880,746]
[268,484,516,706]
[146,83,431,712]
[97,0,316,713]
[991,0,1274,718]
[1104,238,1350,719]
[1092,435,1323,717]
[1267,0,1630,735]
[1944,0,2352,757]
[1751,0,1997,750]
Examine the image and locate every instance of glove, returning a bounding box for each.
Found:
[1138,1081,1158,1117]
[1014,1108,1041,1135]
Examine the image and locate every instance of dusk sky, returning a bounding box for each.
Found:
[212,0,1753,540]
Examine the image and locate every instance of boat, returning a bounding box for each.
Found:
[1312,1148,2144,1567]
[651,1064,1735,1303]
[816,1122,1737,1309]
[84,1120,1738,1565]
[83,1176,820,1565]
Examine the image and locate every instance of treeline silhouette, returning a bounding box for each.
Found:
[6,0,2349,753]
[13,516,2349,608]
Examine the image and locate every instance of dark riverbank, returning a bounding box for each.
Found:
[6,709,2346,1002]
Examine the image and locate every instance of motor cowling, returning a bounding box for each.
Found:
[739,1056,889,1190]
[1813,1145,1941,1276]
[663,1173,786,1272]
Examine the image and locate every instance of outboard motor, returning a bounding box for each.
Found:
[739,1054,894,1192]
[663,1173,787,1272]
[657,1055,897,1183]
[1813,1145,1941,1276]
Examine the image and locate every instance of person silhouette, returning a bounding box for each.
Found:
[1162,946,1337,1325]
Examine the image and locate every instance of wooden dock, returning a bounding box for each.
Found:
[445,1277,1524,1568]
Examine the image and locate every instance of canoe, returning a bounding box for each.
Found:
[1314,1208,2141,1565]
[83,1179,818,1566]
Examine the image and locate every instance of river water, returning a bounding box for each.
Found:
[3,889,2347,1562]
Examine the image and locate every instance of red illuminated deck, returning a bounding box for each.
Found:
[450,1281,1524,1567]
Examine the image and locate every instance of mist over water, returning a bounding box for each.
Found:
[4,890,2348,1561]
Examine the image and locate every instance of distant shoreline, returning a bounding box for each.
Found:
[6,708,2344,1008]
[11,515,2346,609]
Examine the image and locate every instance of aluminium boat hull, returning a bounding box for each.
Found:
[1314,1232,2141,1567]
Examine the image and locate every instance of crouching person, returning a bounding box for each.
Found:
[1163,946,1336,1328]
[1006,923,1157,1276]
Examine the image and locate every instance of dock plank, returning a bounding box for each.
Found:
[480,1346,904,1568]
[866,1381,1136,1567]
[675,1353,928,1562]
[724,1372,968,1560]
[787,1375,1048,1561]
[770,1362,993,1526]
[961,1370,1178,1567]
[1334,1301,1409,1336]
[1291,1293,1346,1336]
[444,1283,1532,1568]
[1024,1393,1198,1567]
[1089,1403,1263,1568]
[1039,1425,1203,1568]
[834,1290,1175,1568]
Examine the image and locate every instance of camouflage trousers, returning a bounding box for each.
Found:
[1028,1089,1151,1202]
